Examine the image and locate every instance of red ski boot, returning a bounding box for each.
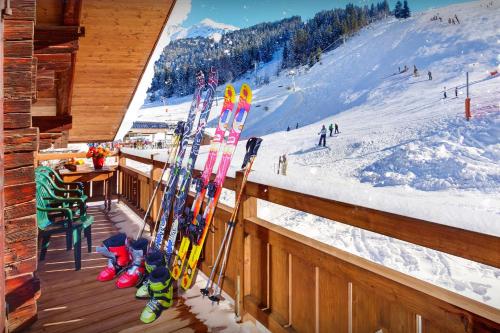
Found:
[116,238,148,288]
[96,233,130,281]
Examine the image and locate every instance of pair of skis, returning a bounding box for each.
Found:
[201,137,262,303]
[150,68,218,252]
[171,84,253,290]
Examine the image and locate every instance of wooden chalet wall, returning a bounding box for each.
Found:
[1,3,5,332]
[2,1,40,332]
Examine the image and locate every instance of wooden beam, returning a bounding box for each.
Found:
[36,53,72,71]
[4,127,38,153]
[5,0,36,21]
[32,115,72,132]
[34,25,83,54]
[4,113,31,129]
[64,0,83,25]
[4,40,33,58]
[3,99,31,114]
[4,20,34,41]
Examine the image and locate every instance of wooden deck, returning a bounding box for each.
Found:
[26,206,209,333]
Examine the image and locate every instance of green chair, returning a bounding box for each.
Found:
[36,165,85,192]
[35,169,88,202]
[36,181,94,270]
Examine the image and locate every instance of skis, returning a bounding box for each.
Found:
[163,68,219,264]
[201,137,262,302]
[171,85,237,269]
[150,72,205,250]
[137,121,184,240]
[171,84,253,290]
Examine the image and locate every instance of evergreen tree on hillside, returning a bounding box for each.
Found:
[394,1,403,18]
[402,1,411,18]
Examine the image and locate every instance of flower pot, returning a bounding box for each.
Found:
[93,156,105,170]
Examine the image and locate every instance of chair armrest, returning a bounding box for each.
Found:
[37,206,73,221]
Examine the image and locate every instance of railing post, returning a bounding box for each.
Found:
[234,170,257,321]
[117,151,126,203]
[150,154,161,224]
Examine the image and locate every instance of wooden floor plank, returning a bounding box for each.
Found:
[26,205,211,333]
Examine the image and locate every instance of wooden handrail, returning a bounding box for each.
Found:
[244,180,500,269]
[35,150,117,162]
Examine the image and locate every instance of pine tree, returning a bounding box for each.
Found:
[402,1,411,19]
[394,1,403,18]
[315,47,322,63]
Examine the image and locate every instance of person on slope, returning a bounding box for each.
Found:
[455,87,458,98]
[296,122,299,129]
[329,123,334,137]
[280,154,288,176]
[335,123,339,134]
[443,87,447,99]
[318,125,327,147]
[413,65,419,77]
[428,71,432,80]
[287,126,290,132]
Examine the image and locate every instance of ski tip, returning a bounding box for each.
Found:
[224,85,236,103]
[240,84,252,104]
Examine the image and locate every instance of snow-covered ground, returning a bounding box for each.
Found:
[125,1,500,308]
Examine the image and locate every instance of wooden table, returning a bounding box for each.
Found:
[59,165,117,211]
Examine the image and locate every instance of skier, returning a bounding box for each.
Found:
[455,87,458,98]
[280,154,288,176]
[287,126,290,132]
[329,123,334,136]
[277,155,282,174]
[413,65,419,77]
[318,125,327,147]
[335,123,339,134]
[428,71,432,80]
[296,122,299,129]
[398,66,401,73]
[455,14,460,24]
[443,87,447,99]
[448,18,452,24]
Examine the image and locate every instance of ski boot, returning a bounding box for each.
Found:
[116,238,148,288]
[136,249,166,298]
[96,233,131,281]
[140,266,173,324]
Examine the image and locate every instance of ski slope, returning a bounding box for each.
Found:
[128,0,500,308]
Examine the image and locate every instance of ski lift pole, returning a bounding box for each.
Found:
[465,72,471,120]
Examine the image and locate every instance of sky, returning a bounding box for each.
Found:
[181,0,471,28]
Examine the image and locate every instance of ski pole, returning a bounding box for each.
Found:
[138,121,184,240]
[209,156,256,303]
[200,137,262,299]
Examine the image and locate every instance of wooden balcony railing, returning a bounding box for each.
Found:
[36,149,499,332]
[116,149,500,332]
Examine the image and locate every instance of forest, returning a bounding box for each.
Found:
[146,1,395,102]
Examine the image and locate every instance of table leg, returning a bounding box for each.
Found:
[107,178,112,211]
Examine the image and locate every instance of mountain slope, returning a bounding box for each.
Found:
[170,18,238,42]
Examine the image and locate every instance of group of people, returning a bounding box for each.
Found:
[443,86,459,99]
[430,13,460,24]
[286,122,300,131]
[318,123,339,147]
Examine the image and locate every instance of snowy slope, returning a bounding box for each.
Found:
[171,18,238,42]
[128,0,500,308]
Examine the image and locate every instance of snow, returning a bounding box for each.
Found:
[123,1,500,309]
[170,18,239,42]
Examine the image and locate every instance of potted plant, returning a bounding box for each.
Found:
[86,145,111,170]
